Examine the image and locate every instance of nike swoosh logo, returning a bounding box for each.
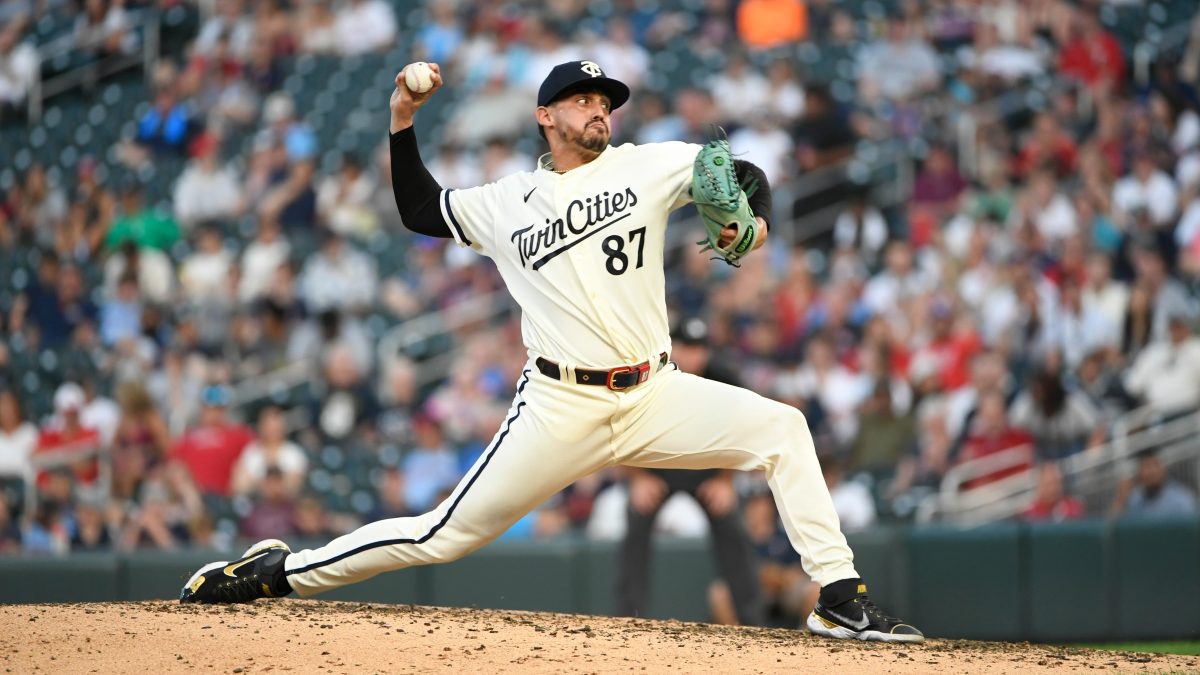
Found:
[824,606,870,630]
[224,551,271,577]
[523,187,536,203]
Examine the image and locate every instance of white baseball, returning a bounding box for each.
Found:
[404,62,434,94]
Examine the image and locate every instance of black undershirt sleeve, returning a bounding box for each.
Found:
[389,126,452,238]
[732,159,773,230]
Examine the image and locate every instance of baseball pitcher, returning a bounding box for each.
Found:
[180,60,923,643]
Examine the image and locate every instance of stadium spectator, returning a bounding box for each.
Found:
[736,0,808,50]
[332,0,397,56]
[0,16,37,123]
[179,223,235,305]
[14,165,68,245]
[958,391,1034,489]
[1112,449,1198,519]
[1057,7,1125,93]
[0,390,37,489]
[0,500,20,554]
[1112,151,1179,231]
[1008,369,1105,460]
[35,383,103,489]
[1021,463,1085,522]
[401,414,458,514]
[238,217,291,303]
[194,0,255,62]
[118,465,205,551]
[99,273,143,347]
[1123,311,1200,417]
[240,466,297,541]
[105,182,182,252]
[168,384,255,498]
[13,262,97,347]
[833,192,889,266]
[298,230,378,314]
[316,154,379,240]
[415,0,463,66]
[591,17,649,93]
[173,134,244,230]
[821,455,877,532]
[729,113,793,187]
[857,16,940,102]
[70,496,113,551]
[295,0,338,55]
[103,240,174,305]
[710,54,769,124]
[912,145,968,223]
[231,406,307,498]
[850,380,916,476]
[73,0,136,60]
[111,380,171,501]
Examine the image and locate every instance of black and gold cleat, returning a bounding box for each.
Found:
[179,539,293,604]
[806,579,924,643]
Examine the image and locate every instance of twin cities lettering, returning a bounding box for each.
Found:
[512,188,639,270]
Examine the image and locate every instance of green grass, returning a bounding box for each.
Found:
[1079,642,1200,656]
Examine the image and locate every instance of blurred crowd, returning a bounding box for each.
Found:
[2,0,1200,560]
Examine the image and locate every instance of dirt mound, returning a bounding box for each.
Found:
[2,600,1194,673]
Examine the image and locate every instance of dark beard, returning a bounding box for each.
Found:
[559,124,608,154]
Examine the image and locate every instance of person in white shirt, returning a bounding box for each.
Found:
[316,154,379,240]
[709,54,769,123]
[173,135,244,230]
[820,455,876,533]
[332,0,397,56]
[1112,152,1179,229]
[230,406,308,498]
[0,391,37,486]
[1081,252,1128,334]
[0,20,38,120]
[1124,312,1200,417]
[862,241,934,317]
[238,218,291,303]
[180,224,234,305]
[298,231,378,314]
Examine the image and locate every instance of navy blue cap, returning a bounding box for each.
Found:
[537,61,630,110]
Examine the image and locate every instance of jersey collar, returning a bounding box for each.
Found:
[537,146,610,174]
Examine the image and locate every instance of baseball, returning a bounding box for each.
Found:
[404,62,435,94]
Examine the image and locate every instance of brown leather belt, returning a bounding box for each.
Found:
[535,353,669,391]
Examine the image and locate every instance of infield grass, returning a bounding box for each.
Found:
[1079,642,1200,656]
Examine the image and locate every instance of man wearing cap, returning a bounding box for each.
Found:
[168,385,255,499]
[181,60,923,644]
[34,383,103,488]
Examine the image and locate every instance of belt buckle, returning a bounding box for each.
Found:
[606,361,651,391]
[606,365,635,391]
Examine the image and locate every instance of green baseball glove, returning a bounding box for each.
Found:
[691,137,761,267]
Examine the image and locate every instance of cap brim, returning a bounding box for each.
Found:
[544,77,630,111]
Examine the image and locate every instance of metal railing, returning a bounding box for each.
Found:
[26,9,161,122]
[918,410,1200,525]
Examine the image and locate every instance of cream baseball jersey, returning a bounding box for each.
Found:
[439,141,703,367]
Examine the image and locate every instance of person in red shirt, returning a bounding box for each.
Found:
[35,383,103,487]
[169,385,255,497]
[1013,112,1079,179]
[959,391,1034,490]
[1022,462,1086,522]
[1058,9,1125,93]
[910,300,981,392]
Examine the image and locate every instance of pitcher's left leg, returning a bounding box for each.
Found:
[618,368,923,642]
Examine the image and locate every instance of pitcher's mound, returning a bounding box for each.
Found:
[2,600,1193,673]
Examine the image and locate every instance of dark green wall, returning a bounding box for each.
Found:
[2,519,1197,643]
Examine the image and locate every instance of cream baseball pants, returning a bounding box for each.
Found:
[283,361,859,594]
